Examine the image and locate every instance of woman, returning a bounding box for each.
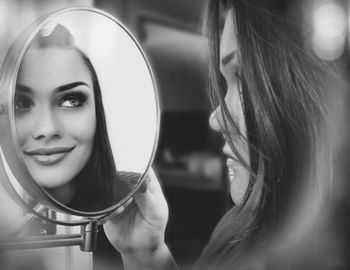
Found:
[15,23,125,212]
[105,0,332,269]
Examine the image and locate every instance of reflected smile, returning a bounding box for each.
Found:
[24,146,75,165]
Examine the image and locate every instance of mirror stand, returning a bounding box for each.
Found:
[0,219,98,252]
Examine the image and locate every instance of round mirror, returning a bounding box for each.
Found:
[0,7,159,220]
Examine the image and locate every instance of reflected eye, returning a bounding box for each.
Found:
[14,94,34,111]
[59,92,88,108]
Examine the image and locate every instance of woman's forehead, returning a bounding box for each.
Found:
[17,47,93,91]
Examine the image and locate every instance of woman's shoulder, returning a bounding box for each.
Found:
[194,206,257,269]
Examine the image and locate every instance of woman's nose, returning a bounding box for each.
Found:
[209,106,223,133]
[32,109,61,140]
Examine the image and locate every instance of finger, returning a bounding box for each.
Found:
[134,167,161,197]
[115,197,134,214]
[139,167,163,196]
[99,197,134,224]
[135,174,150,195]
[133,168,168,221]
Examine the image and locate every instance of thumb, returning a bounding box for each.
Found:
[133,168,168,223]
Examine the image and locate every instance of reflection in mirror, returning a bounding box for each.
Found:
[15,23,120,212]
[11,11,158,213]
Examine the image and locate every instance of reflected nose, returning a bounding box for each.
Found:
[32,108,61,140]
[209,106,223,133]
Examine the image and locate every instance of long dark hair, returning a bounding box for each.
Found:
[196,0,331,268]
[28,24,117,212]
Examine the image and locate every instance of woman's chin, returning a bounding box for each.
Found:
[229,168,250,206]
[230,191,245,206]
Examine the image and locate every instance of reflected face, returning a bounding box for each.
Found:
[15,48,96,189]
[209,8,250,205]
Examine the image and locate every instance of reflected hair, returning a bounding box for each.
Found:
[196,0,331,268]
[29,23,117,211]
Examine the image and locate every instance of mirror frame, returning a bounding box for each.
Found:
[0,6,161,225]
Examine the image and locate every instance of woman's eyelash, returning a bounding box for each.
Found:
[59,92,88,107]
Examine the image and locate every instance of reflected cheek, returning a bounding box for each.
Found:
[58,108,96,147]
[15,115,34,147]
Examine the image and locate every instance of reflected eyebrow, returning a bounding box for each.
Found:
[221,51,236,66]
[15,82,91,94]
[55,82,91,92]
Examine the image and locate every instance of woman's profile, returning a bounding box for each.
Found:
[104,0,333,269]
[15,23,130,212]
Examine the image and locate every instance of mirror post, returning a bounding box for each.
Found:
[80,220,98,252]
[0,220,100,252]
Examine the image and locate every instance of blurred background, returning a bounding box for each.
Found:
[0,0,350,269]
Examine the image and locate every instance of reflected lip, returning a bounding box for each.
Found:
[24,146,75,165]
[25,146,75,156]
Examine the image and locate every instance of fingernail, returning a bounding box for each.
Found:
[125,198,133,206]
[115,205,125,214]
